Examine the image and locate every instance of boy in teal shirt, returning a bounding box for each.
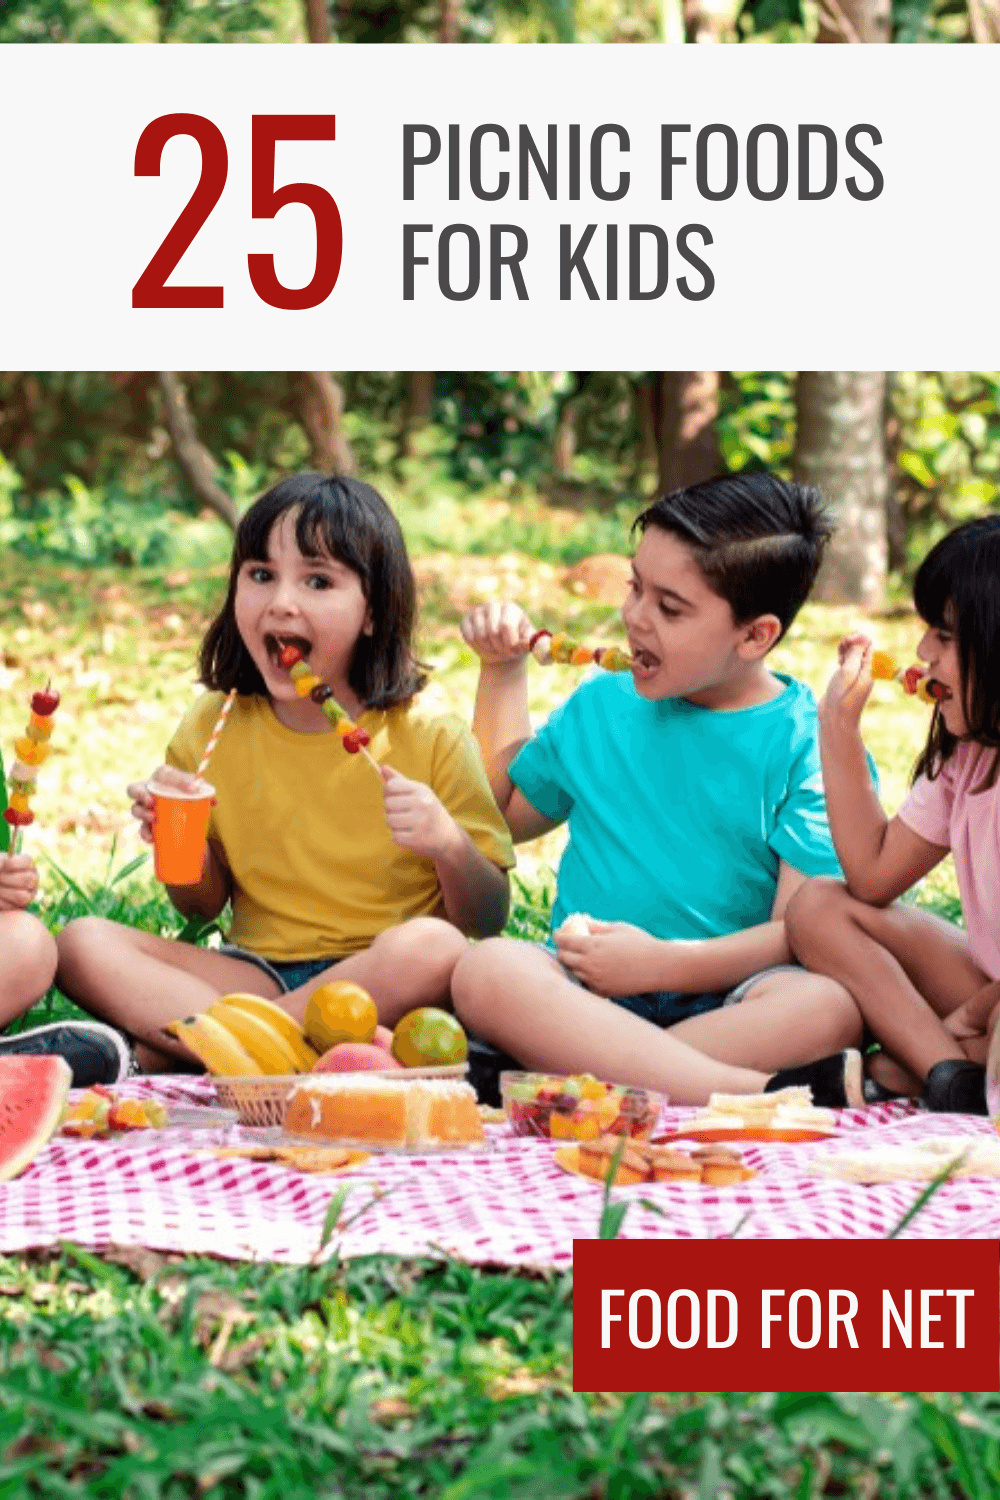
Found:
[513,670,841,953]
[454,472,868,1107]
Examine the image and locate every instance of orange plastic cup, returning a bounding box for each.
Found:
[149,780,214,885]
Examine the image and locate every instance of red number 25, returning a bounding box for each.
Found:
[132,114,343,311]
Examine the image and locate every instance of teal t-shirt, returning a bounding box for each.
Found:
[509,670,844,942]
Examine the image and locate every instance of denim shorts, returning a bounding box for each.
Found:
[220,945,341,994]
[542,944,802,1029]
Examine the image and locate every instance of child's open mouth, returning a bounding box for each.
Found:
[629,643,660,680]
[264,633,312,670]
[926,678,951,703]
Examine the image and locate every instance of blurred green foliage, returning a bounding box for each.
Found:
[0,0,279,39]
[1,370,998,577]
[735,0,975,37]
[0,0,560,42]
[0,0,986,42]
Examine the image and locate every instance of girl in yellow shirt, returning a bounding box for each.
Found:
[55,474,514,1074]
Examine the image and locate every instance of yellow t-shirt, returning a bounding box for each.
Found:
[167,692,515,961]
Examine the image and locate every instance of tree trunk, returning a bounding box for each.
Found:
[631,377,660,481]
[439,0,460,42]
[655,372,721,494]
[553,403,577,476]
[400,371,436,457]
[883,372,907,574]
[296,372,355,475]
[157,372,239,530]
[793,371,888,606]
[302,0,330,40]
[815,0,889,42]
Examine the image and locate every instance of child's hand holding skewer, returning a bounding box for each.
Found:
[461,602,535,666]
[818,633,877,735]
[0,852,40,912]
[380,765,458,860]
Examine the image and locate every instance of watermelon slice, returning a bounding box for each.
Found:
[0,1055,73,1182]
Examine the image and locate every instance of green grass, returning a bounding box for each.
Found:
[2,1246,1000,1498]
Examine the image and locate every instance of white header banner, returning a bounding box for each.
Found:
[1,43,996,369]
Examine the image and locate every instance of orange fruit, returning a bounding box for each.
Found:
[304,982,378,1053]
[391,1007,468,1068]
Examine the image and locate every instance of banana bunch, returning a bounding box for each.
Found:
[166,994,320,1077]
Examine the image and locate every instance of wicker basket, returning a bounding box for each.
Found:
[214,1065,470,1129]
[214,1076,299,1128]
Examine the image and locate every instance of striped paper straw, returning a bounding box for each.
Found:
[196,689,238,778]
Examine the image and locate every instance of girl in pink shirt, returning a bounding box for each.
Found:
[782,517,1000,1114]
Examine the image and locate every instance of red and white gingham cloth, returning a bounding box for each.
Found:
[1,1078,998,1266]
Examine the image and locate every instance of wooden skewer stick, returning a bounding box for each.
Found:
[356,744,384,781]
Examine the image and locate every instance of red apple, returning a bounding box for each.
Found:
[372,1026,395,1056]
[311,1042,402,1073]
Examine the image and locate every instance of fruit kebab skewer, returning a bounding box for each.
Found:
[527,630,632,672]
[277,644,383,780]
[4,683,60,857]
[869,650,945,704]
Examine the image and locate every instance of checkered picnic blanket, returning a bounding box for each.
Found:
[1,1077,997,1266]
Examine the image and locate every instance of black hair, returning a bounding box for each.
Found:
[912,515,1000,786]
[633,472,832,641]
[200,473,427,708]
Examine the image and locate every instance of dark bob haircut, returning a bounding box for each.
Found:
[200,473,427,709]
[912,515,1000,785]
[633,472,832,641]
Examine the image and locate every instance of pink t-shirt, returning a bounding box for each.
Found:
[898,741,1000,980]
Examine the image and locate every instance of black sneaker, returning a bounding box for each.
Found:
[921,1059,988,1116]
[765,1049,864,1109]
[0,1021,133,1089]
[465,1034,521,1107]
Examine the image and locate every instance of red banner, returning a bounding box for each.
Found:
[573,1240,999,1392]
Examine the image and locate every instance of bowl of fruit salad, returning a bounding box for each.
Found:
[500,1072,664,1141]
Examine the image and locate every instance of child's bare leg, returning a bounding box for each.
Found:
[786,879,989,1089]
[451,938,771,1105]
[0,911,58,1029]
[58,915,467,1071]
[668,970,863,1072]
[57,917,284,1071]
[280,918,469,1029]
